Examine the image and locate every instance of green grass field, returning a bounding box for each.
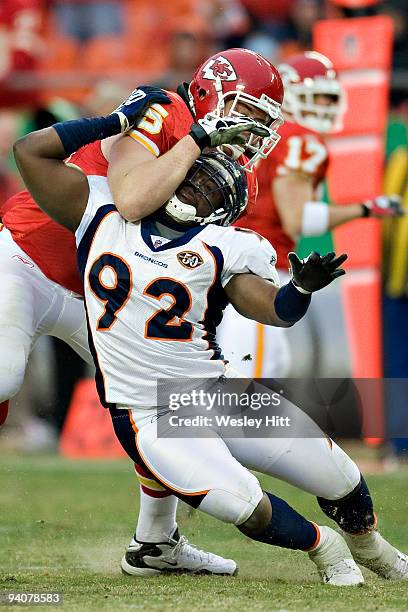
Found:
[1,454,408,611]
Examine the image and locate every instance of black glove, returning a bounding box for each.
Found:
[113,86,171,132]
[288,251,348,293]
[189,113,270,151]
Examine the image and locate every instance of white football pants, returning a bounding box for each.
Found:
[0,226,91,402]
[128,374,361,526]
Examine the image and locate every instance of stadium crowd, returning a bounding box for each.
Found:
[0,0,407,464]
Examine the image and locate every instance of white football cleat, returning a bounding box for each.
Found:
[121,527,237,576]
[343,529,408,580]
[308,526,364,586]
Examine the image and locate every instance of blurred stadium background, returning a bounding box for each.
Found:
[0,2,408,468]
[1,2,408,609]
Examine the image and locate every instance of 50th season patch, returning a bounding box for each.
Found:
[177,251,204,269]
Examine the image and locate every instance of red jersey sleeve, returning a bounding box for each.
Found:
[68,141,109,176]
[126,91,194,157]
[68,92,194,175]
[70,91,257,221]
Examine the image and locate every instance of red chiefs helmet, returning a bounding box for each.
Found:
[188,48,284,170]
[278,51,346,133]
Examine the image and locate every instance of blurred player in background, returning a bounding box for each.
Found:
[13,108,408,585]
[0,47,284,573]
[0,0,43,108]
[218,51,404,377]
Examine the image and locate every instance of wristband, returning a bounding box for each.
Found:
[301,202,330,236]
[53,114,122,156]
[274,280,311,324]
[188,124,209,151]
[361,203,370,217]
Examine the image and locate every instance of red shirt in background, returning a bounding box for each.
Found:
[235,121,329,269]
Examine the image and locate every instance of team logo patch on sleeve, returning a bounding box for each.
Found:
[177,251,204,269]
[202,56,237,81]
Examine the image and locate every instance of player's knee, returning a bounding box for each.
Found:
[0,275,31,401]
[198,474,263,525]
[0,366,25,402]
[0,342,27,401]
[318,474,375,533]
[324,444,361,500]
[238,492,272,536]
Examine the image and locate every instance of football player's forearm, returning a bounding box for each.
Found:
[274,174,314,240]
[113,136,201,222]
[297,202,363,238]
[226,275,294,327]
[233,290,298,328]
[282,201,364,239]
[328,204,363,230]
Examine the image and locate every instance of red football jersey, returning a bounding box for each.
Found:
[126,91,258,210]
[3,90,258,294]
[1,190,84,294]
[235,121,329,269]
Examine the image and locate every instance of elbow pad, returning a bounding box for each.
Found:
[301,202,329,236]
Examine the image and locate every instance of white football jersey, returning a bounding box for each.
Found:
[75,176,279,408]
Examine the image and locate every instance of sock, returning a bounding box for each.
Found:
[250,492,319,550]
[0,400,9,426]
[317,475,375,534]
[133,464,177,543]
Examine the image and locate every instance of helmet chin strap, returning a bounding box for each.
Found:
[214,76,225,116]
[165,194,225,226]
[165,195,198,224]
[187,86,197,118]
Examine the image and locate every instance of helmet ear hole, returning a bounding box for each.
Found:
[198,88,207,100]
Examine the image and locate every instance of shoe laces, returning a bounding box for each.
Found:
[394,552,408,576]
[322,559,355,581]
[170,535,211,564]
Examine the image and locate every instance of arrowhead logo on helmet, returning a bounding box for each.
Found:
[189,48,285,171]
[202,56,237,81]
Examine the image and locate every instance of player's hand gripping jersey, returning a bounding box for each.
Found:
[76,176,278,408]
[1,91,258,294]
[235,122,328,268]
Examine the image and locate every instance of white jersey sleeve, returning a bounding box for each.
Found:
[75,175,116,246]
[219,227,280,288]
